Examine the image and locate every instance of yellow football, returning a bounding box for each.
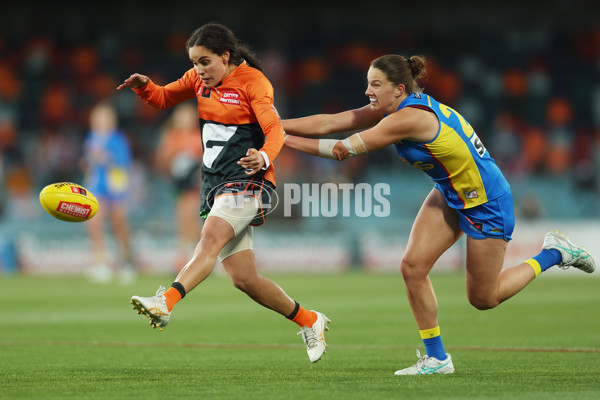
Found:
[39,182,99,222]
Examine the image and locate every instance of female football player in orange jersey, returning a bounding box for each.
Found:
[282,54,596,374]
[118,22,329,363]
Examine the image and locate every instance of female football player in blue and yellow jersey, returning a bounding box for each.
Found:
[118,22,329,363]
[283,54,596,375]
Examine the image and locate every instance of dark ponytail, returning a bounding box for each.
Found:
[186,22,263,72]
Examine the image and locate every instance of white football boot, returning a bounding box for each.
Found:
[298,311,330,363]
[131,285,170,330]
[543,231,596,273]
[394,350,455,375]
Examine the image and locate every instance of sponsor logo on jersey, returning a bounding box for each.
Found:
[491,227,502,233]
[464,190,478,199]
[57,201,92,218]
[219,91,241,106]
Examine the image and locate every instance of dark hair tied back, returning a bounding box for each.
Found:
[371,54,427,94]
[186,22,263,72]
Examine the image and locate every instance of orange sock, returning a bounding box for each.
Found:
[163,287,182,312]
[291,306,317,328]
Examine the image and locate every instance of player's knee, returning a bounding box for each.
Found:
[197,231,225,255]
[468,294,499,310]
[400,258,428,282]
[231,277,248,292]
[230,275,255,293]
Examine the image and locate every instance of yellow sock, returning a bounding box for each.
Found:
[524,258,542,277]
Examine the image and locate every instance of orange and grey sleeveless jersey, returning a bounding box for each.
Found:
[132,61,284,213]
[394,93,510,209]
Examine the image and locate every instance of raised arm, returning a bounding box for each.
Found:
[282,105,383,137]
[117,70,196,110]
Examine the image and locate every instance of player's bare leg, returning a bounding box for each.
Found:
[396,189,460,375]
[131,215,233,329]
[222,249,296,316]
[400,189,462,330]
[464,236,524,309]
[87,205,112,283]
[222,249,330,362]
[174,215,235,291]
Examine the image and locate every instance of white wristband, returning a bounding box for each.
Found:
[317,139,338,159]
[259,151,270,170]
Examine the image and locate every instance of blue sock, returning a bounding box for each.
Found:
[532,249,562,273]
[422,335,446,360]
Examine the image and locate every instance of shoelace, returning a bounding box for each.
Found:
[155,285,167,297]
[414,350,430,367]
[298,327,319,349]
[558,247,588,270]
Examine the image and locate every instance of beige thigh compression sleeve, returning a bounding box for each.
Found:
[208,194,258,262]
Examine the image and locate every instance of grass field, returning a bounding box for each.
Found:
[1,271,599,399]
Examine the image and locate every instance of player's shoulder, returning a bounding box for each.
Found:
[180,68,201,85]
[233,63,271,88]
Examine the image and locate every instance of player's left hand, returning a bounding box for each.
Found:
[238,148,265,175]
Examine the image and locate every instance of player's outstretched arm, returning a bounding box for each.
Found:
[286,113,406,162]
[285,135,322,156]
[282,105,382,137]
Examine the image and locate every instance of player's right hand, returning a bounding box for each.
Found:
[332,140,349,161]
[117,73,150,90]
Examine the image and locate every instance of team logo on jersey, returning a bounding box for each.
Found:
[218,91,241,106]
[464,190,478,199]
[199,87,211,98]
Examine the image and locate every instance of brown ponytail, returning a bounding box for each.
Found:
[371,54,427,94]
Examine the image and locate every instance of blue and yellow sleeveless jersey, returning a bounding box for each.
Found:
[393,93,510,209]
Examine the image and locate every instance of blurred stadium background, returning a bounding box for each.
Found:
[1,1,599,276]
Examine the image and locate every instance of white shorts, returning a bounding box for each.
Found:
[208,194,259,262]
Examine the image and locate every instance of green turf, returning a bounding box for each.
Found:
[1,272,599,399]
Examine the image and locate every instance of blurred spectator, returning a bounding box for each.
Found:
[489,111,522,174]
[0,115,38,221]
[82,101,137,284]
[154,102,203,271]
[544,97,574,175]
